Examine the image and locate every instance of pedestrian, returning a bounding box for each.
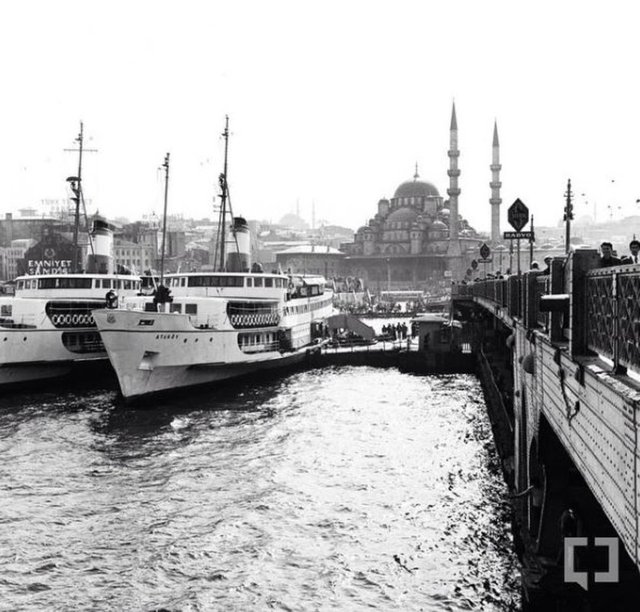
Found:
[621,239,640,264]
[542,256,552,275]
[599,242,621,267]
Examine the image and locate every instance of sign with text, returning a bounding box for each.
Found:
[503,231,534,240]
[477,258,492,263]
[508,198,529,231]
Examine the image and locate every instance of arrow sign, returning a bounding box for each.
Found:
[504,231,534,240]
[479,242,491,259]
[508,198,529,232]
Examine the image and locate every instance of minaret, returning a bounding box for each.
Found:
[490,120,502,243]
[447,102,461,254]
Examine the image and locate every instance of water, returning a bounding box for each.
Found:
[0,367,520,611]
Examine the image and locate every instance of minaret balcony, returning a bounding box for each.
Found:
[448,169,461,178]
[447,188,461,196]
[447,150,460,158]
[490,181,502,189]
[490,164,502,172]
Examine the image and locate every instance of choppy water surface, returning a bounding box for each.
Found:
[0,367,520,610]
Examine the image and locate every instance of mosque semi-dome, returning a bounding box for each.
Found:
[386,207,419,224]
[393,179,440,199]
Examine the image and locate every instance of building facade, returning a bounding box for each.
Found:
[275,245,345,278]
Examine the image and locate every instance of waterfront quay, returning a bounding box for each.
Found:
[453,249,640,609]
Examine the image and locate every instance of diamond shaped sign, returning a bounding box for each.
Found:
[508,198,529,232]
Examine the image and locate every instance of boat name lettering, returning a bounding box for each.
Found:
[155,333,178,339]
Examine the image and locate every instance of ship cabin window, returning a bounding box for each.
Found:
[254,277,263,287]
[187,276,243,287]
[299,286,308,297]
[102,279,112,289]
[38,277,92,290]
[185,303,197,315]
[170,303,182,313]
[265,278,273,288]
[181,277,186,287]
[246,277,253,287]
[1,304,11,316]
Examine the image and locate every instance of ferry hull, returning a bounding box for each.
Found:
[0,328,109,389]
[115,351,309,401]
[93,309,321,401]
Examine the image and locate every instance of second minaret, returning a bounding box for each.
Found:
[490,121,502,243]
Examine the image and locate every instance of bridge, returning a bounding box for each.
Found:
[453,249,640,609]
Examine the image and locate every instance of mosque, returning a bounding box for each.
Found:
[341,103,502,290]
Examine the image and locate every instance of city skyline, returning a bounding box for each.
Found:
[1,1,639,234]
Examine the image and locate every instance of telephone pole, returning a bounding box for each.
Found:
[564,179,573,254]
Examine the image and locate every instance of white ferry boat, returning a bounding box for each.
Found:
[0,272,142,387]
[93,119,333,400]
[0,123,145,388]
[92,270,332,400]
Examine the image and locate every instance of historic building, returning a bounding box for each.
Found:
[275,244,345,278]
[341,103,494,290]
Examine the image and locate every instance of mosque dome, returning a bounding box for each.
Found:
[386,207,418,223]
[394,179,440,199]
[431,220,448,231]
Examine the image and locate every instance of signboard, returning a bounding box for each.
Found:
[479,243,491,260]
[16,226,78,276]
[503,231,535,240]
[508,198,529,231]
[471,259,478,270]
[26,258,72,275]
[477,258,492,264]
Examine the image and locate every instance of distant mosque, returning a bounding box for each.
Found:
[341,102,502,287]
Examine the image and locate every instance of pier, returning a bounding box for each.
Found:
[453,249,640,609]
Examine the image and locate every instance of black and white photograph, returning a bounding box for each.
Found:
[1,1,640,610]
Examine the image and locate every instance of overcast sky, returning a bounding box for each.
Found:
[1,0,639,236]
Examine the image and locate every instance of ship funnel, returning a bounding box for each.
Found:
[86,216,115,274]
[225,217,251,272]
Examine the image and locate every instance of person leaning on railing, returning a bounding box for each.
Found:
[599,241,621,267]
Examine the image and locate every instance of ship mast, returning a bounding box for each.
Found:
[217,116,230,271]
[159,152,170,286]
[65,122,97,273]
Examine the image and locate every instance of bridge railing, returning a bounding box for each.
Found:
[454,253,640,375]
[586,265,640,373]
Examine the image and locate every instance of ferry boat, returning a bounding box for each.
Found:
[92,268,332,400]
[92,118,333,400]
[0,271,141,387]
[0,123,142,388]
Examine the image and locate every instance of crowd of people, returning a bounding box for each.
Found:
[460,239,640,283]
[380,322,410,340]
